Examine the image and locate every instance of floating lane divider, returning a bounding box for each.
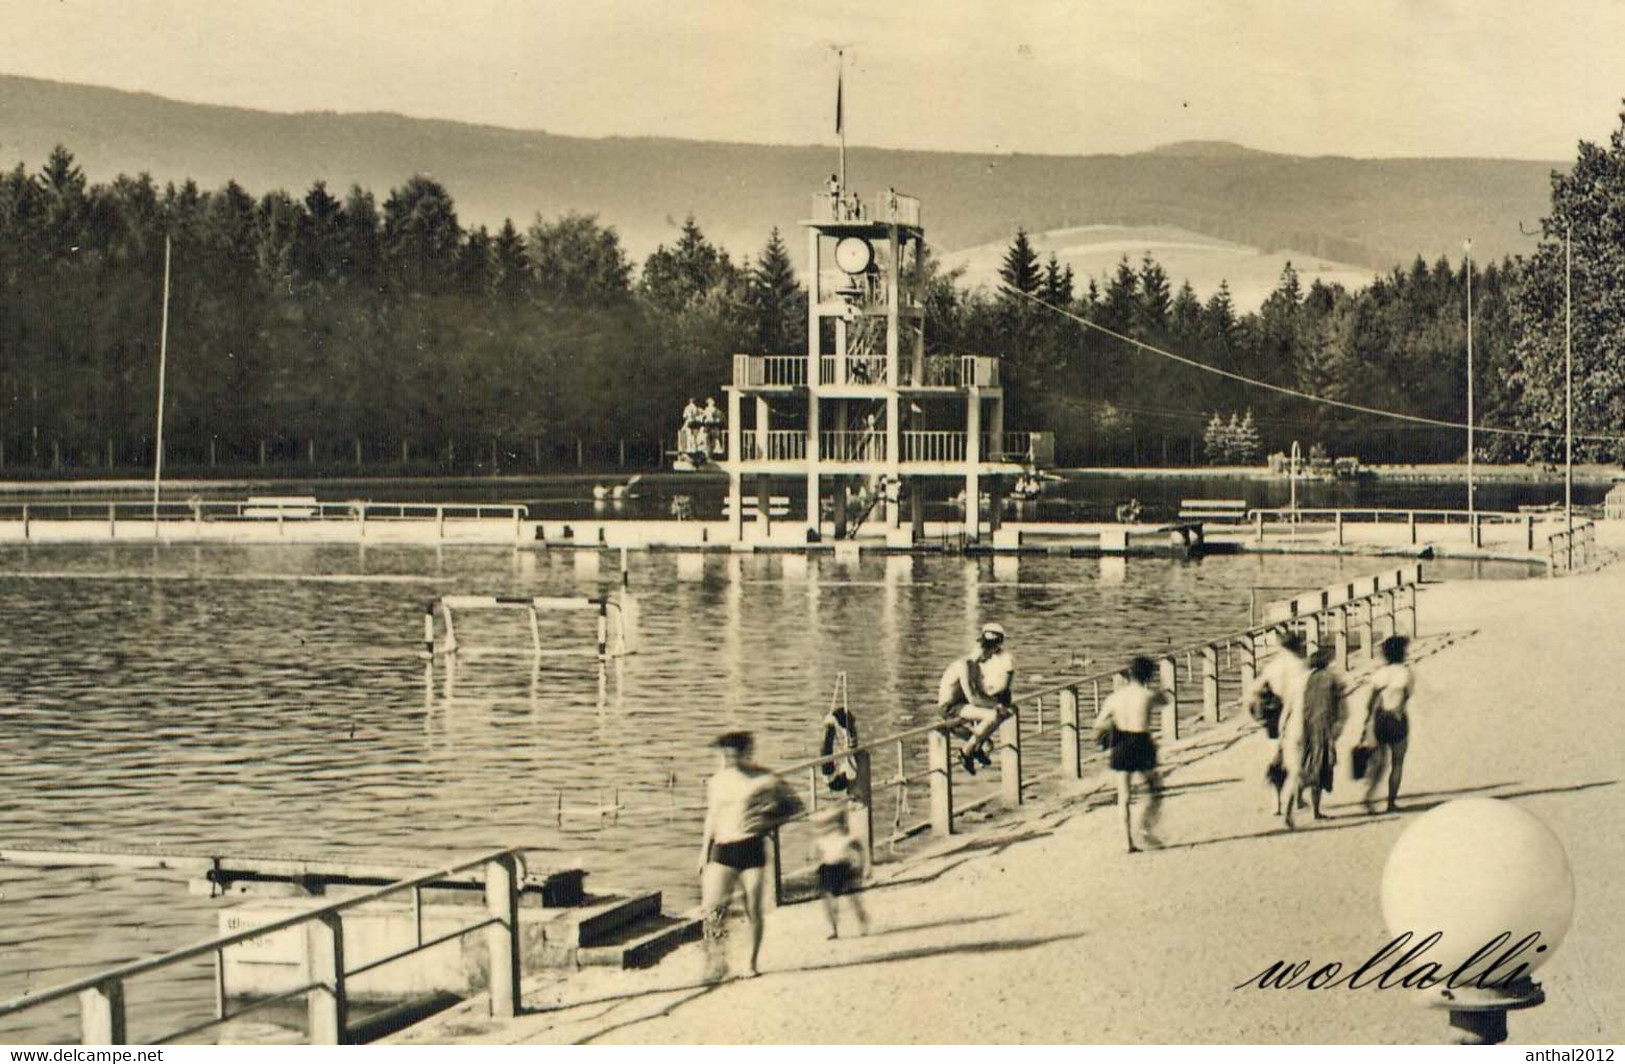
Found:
[423,594,634,661]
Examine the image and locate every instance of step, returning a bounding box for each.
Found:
[538,891,662,948]
[576,912,703,969]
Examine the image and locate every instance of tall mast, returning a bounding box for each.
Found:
[154,233,171,525]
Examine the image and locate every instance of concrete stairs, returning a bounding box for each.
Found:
[534,891,701,970]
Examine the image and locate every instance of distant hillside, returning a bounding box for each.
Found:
[0,74,1562,274]
[943,225,1377,310]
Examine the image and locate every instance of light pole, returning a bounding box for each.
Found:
[1564,218,1574,568]
[153,233,172,532]
[1465,239,1475,538]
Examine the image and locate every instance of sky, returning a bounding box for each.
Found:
[1,0,1622,160]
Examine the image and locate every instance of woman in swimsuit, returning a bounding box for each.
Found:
[697,731,770,981]
[1361,635,1415,814]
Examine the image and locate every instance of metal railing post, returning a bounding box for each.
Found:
[1201,645,1220,723]
[1059,687,1082,780]
[78,979,125,1045]
[1334,607,1350,670]
[998,708,1022,808]
[927,728,955,836]
[1253,510,1263,542]
[21,504,29,540]
[1362,598,1376,658]
[1158,657,1180,742]
[1407,584,1419,637]
[851,750,874,870]
[108,503,116,540]
[1335,510,1344,546]
[484,853,521,1019]
[1408,510,1417,545]
[305,913,347,1044]
[1239,634,1257,691]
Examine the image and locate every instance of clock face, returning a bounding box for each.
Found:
[834,236,873,275]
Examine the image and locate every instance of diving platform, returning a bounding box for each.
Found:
[708,177,1051,545]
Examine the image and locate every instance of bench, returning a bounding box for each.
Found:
[243,495,319,519]
[723,495,792,518]
[1177,499,1248,524]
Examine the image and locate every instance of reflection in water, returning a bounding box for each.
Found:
[0,543,1535,1041]
[1100,556,1127,586]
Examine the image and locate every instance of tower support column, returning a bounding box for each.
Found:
[965,393,982,539]
[727,390,743,541]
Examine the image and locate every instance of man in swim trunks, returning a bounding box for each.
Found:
[936,623,1015,776]
[1360,635,1415,814]
[697,731,770,981]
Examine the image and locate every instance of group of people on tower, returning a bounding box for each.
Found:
[680,397,723,458]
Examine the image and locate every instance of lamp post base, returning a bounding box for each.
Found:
[1417,978,1545,1045]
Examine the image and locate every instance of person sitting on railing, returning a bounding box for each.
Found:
[1093,656,1168,853]
[936,623,1015,776]
[681,398,703,454]
[701,397,722,455]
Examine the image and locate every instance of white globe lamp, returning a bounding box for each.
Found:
[1381,798,1574,1043]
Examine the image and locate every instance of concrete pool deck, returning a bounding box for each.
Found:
[389,549,1623,1045]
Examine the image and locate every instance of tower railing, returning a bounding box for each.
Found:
[732,354,808,388]
[819,354,888,386]
[820,431,887,462]
[805,191,921,227]
[738,431,807,462]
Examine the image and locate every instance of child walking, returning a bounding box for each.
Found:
[809,808,869,939]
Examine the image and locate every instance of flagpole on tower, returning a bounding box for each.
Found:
[836,47,846,189]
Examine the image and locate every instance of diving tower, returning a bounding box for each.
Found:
[722,184,1052,544]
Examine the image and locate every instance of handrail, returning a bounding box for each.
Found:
[0,499,529,523]
[0,846,524,1043]
[774,568,1423,779]
[1252,507,1527,520]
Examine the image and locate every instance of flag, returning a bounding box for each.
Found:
[835,65,843,135]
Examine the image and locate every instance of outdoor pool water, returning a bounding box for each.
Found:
[0,542,1537,1042]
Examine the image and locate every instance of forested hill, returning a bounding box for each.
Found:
[0,74,1559,270]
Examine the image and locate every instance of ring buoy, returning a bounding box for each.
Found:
[819,707,860,794]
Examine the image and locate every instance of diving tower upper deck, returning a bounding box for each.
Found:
[800,190,922,233]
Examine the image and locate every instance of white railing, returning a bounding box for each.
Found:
[738,431,807,462]
[820,431,887,462]
[0,849,525,1045]
[0,499,528,531]
[902,431,968,463]
[806,190,921,227]
[891,355,999,389]
[732,354,807,388]
[819,354,889,386]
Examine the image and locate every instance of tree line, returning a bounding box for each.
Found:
[2,110,1622,475]
[0,146,803,474]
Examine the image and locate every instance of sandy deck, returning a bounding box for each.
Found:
[391,546,1623,1045]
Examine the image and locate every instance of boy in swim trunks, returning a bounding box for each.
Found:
[808,808,869,939]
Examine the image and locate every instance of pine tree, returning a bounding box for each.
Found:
[998,228,1043,300]
[1041,252,1073,306]
[1135,254,1172,335]
[749,227,805,352]
[490,219,531,306]
[1234,409,1263,464]
[1203,413,1230,464]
